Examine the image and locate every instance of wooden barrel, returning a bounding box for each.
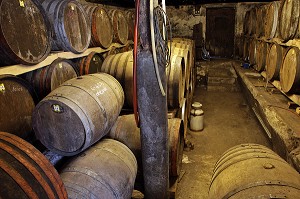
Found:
[0,0,51,66]
[101,51,133,107]
[243,11,250,36]
[0,131,67,199]
[243,37,250,61]
[279,0,300,41]
[60,139,137,199]
[83,5,113,49]
[102,46,119,58]
[108,9,129,45]
[280,47,300,94]
[265,1,280,39]
[76,52,104,75]
[177,98,188,140]
[266,43,285,81]
[255,41,269,72]
[249,8,257,36]
[167,55,185,108]
[249,39,258,65]
[40,0,91,53]
[209,143,300,198]
[125,10,135,41]
[256,5,267,37]
[171,47,190,90]
[0,75,37,139]
[25,58,78,99]
[108,115,184,177]
[32,73,124,156]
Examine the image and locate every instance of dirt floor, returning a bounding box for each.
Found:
[176,87,271,199]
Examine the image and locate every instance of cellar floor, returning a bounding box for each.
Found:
[176,73,271,198]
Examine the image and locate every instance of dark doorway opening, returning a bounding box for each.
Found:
[206,7,235,58]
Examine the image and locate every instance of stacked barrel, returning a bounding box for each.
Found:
[243,0,300,96]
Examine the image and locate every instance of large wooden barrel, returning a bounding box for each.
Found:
[125,10,135,41]
[209,143,300,198]
[25,58,78,99]
[249,8,257,36]
[75,52,104,75]
[108,9,129,45]
[255,41,269,72]
[0,0,51,66]
[256,5,267,37]
[40,0,91,53]
[243,11,250,36]
[32,73,124,156]
[266,43,285,81]
[280,47,300,94]
[0,131,67,199]
[171,47,190,90]
[0,75,37,139]
[60,139,137,199]
[167,55,185,108]
[83,5,113,49]
[101,51,133,107]
[108,115,184,177]
[265,1,280,39]
[249,39,258,65]
[243,38,250,61]
[279,0,300,41]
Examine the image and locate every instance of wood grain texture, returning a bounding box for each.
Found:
[0,0,50,66]
[266,43,285,81]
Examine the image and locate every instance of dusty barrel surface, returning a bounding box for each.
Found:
[0,131,67,199]
[60,139,137,199]
[76,52,104,75]
[279,0,300,41]
[209,143,300,199]
[167,55,185,108]
[243,11,250,36]
[108,114,184,177]
[0,75,37,139]
[40,0,91,53]
[32,73,124,156]
[108,9,129,45]
[266,43,285,81]
[280,47,300,94]
[0,0,51,66]
[255,5,267,37]
[125,10,135,41]
[249,39,257,65]
[243,38,250,60]
[255,41,268,72]
[171,47,190,90]
[265,1,280,39]
[101,51,133,107]
[83,5,113,49]
[249,8,257,36]
[26,58,77,99]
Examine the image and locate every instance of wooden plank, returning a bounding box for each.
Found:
[261,71,300,106]
[0,43,131,76]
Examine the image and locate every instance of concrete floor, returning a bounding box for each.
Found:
[176,87,271,199]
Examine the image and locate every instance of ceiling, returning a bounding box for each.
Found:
[87,0,271,7]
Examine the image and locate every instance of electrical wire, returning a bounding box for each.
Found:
[133,0,140,127]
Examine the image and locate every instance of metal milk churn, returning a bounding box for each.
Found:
[190,102,204,131]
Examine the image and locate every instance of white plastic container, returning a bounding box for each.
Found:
[190,102,204,131]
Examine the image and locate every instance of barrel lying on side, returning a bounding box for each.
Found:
[25,58,78,99]
[75,52,104,75]
[60,139,137,199]
[108,114,184,177]
[0,131,67,199]
[32,73,124,156]
[209,143,300,199]
[264,1,280,39]
[280,46,300,94]
[40,0,91,53]
[83,5,113,49]
[108,9,129,45]
[0,75,37,139]
[0,0,51,66]
[266,43,285,81]
[255,41,268,72]
[279,0,300,41]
